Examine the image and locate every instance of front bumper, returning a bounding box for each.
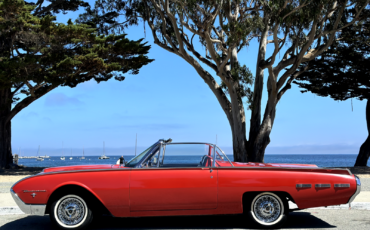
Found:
[348,175,361,203]
[10,189,46,215]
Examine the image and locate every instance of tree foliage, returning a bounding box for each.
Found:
[293,6,370,166]
[294,8,370,101]
[85,0,369,162]
[0,0,153,168]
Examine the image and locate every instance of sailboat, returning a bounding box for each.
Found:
[80,147,85,160]
[18,147,24,159]
[99,141,110,159]
[36,145,44,161]
[70,149,73,160]
[60,142,65,160]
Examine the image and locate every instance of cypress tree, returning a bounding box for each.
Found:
[0,0,153,168]
[294,7,370,166]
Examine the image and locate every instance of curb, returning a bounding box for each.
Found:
[289,202,370,210]
[308,202,370,210]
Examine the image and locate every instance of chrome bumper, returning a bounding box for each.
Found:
[10,189,46,215]
[348,175,361,204]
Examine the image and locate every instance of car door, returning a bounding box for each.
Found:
[129,144,218,211]
[130,167,217,211]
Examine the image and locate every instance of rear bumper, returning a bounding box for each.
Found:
[10,189,46,215]
[348,175,361,203]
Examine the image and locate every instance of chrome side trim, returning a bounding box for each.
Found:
[334,184,350,188]
[10,189,46,215]
[11,166,353,180]
[348,175,361,203]
[315,184,331,188]
[296,184,311,188]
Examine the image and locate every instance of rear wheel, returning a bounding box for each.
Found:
[245,192,288,229]
[50,194,93,230]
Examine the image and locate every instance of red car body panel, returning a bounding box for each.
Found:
[130,168,217,211]
[13,169,131,217]
[12,162,357,218]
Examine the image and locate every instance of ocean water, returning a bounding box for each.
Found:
[16,154,369,168]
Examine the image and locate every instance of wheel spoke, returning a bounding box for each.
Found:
[253,194,282,223]
[57,197,86,226]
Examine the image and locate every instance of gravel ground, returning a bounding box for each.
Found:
[360,178,370,191]
[0,183,13,193]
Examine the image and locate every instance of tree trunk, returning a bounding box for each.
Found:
[248,105,276,162]
[247,16,272,163]
[231,119,248,162]
[229,47,248,162]
[354,99,370,167]
[0,87,13,169]
[248,16,269,162]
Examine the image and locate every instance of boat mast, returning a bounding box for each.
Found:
[135,134,137,156]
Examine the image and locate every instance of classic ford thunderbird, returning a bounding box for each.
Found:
[11,139,361,229]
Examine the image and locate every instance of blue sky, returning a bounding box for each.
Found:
[12,1,367,158]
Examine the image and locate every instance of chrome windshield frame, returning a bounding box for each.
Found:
[214,144,234,167]
[132,141,160,168]
[134,140,234,168]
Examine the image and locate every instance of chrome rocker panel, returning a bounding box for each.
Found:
[10,189,46,215]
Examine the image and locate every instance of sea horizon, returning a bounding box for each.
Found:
[15,154,369,168]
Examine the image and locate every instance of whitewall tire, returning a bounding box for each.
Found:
[50,194,93,230]
[245,192,288,229]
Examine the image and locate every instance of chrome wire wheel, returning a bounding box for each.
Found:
[54,195,88,228]
[250,192,284,226]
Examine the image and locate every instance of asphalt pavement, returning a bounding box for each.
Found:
[0,210,369,230]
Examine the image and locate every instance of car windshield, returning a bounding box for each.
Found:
[125,143,157,167]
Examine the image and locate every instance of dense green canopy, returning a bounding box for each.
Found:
[294,7,370,166]
[0,0,153,168]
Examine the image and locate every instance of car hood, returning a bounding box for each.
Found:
[42,164,116,173]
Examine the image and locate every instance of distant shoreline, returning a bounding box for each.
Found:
[1,166,369,178]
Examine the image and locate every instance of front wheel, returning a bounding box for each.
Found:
[245,192,288,229]
[50,194,93,230]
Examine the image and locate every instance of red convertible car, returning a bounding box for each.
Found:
[11,139,361,229]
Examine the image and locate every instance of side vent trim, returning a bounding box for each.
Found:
[296,184,312,188]
[315,184,331,188]
[334,184,350,188]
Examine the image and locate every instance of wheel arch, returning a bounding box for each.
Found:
[242,191,295,211]
[45,184,111,216]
